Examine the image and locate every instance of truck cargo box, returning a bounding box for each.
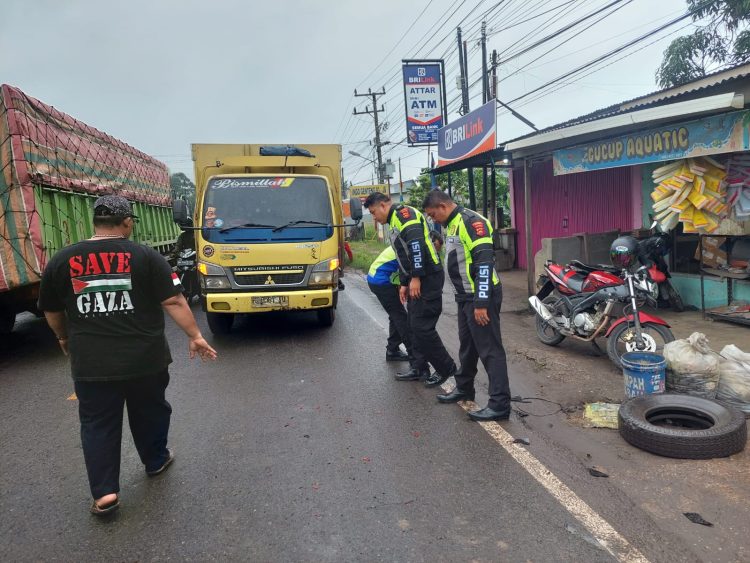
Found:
[0,84,179,331]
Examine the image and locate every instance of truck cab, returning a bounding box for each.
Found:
[181,144,360,334]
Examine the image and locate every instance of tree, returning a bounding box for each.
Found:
[408,168,511,227]
[170,173,196,212]
[656,0,750,88]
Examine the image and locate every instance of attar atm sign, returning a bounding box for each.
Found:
[437,100,496,167]
[402,60,446,145]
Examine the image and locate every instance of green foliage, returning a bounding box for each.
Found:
[657,0,750,88]
[170,173,196,212]
[348,238,388,272]
[407,167,511,227]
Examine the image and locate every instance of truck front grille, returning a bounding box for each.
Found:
[232,265,307,286]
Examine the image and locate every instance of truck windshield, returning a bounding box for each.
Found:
[201,176,333,242]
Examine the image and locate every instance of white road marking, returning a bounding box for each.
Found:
[446,386,650,563]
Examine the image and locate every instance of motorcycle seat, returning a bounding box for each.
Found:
[569,260,619,274]
[558,267,587,292]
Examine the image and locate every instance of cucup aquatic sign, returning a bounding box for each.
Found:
[402,60,446,145]
[437,100,497,167]
[553,110,750,175]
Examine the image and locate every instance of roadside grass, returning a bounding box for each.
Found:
[348,223,387,272]
[349,239,387,272]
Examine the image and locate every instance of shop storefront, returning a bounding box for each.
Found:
[549,110,750,321]
[504,64,750,316]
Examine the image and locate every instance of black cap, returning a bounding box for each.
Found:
[93,195,138,218]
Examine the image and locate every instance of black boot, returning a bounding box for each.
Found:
[386,349,410,362]
[396,366,431,381]
[423,369,453,388]
[436,388,475,403]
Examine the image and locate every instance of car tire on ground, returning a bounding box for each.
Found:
[207,312,234,335]
[618,393,747,459]
[0,307,15,335]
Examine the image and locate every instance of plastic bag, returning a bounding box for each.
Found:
[583,403,619,429]
[663,332,720,398]
[717,345,750,415]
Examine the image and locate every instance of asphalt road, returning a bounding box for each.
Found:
[0,285,697,562]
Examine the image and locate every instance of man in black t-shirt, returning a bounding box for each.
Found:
[38,195,217,516]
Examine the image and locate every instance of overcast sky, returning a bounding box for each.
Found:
[1,0,699,185]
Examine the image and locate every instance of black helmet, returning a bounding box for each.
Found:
[610,236,638,269]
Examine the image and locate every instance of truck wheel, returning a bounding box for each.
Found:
[317,307,335,327]
[207,312,234,335]
[0,308,15,335]
[618,394,747,459]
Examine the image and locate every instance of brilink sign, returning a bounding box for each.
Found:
[437,101,497,167]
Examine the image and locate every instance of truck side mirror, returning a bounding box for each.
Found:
[349,197,363,222]
[173,199,189,224]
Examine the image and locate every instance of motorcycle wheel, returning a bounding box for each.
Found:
[606,323,674,369]
[534,296,565,346]
[664,282,685,312]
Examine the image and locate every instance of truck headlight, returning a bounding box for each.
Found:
[310,258,340,286]
[198,261,230,289]
[198,261,225,276]
[204,276,231,289]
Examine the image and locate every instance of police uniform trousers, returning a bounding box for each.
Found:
[368,281,425,370]
[454,285,511,413]
[407,269,456,377]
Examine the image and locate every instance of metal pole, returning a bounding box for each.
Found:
[490,159,497,228]
[398,157,404,202]
[463,38,476,211]
[447,172,452,198]
[457,27,467,115]
[372,92,384,183]
[481,21,488,105]
[524,158,534,297]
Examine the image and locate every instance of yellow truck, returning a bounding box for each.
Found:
[174,144,361,334]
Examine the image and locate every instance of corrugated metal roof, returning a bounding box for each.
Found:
[502,62,750,146]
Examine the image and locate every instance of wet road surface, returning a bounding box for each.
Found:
[0,285,696,562]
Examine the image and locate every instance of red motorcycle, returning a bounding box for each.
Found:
[529,236,674,368]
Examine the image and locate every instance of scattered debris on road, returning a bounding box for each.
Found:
[684,512,713,527]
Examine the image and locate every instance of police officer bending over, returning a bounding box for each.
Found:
[367,245,414,363]
[364,192,457,387]
[423,190,511,421]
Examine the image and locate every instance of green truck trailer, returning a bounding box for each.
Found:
[0,84,179,333]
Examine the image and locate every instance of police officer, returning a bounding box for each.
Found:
[364,192,456,387]
[422,190,511,421]
[367,246,428,375]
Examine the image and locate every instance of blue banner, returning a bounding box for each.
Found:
[403,62,445,145]
[553,110,750,175]
[437,100,497,167]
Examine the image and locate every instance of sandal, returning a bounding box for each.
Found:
[146,449,175,476]
[90,496,119,516]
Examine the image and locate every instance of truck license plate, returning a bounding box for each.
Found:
[177,259,194,266]
[252,296,288,308]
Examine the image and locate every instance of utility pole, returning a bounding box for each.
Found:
[398,157,404,202]
[481,20,489,219]
[462,36,476,211]
[491,49,499,228]
[353,88,386,183]
[456,27,469,115]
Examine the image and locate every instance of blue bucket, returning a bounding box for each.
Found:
[621,352,666,398]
